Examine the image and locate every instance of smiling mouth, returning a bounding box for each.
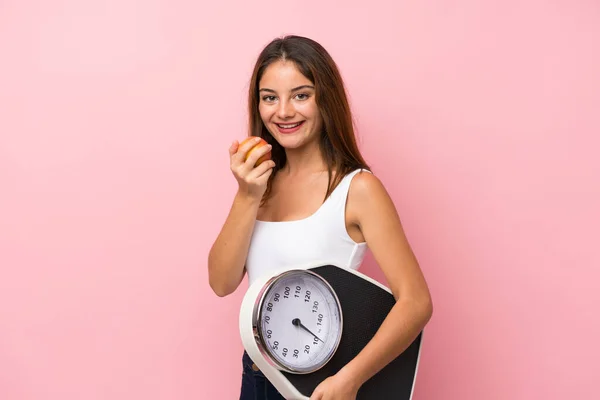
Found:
[276,121,304,129]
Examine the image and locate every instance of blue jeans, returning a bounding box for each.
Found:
[240,351,286,400]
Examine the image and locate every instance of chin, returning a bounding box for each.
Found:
[270,130,312,149]
[275,135,309,150]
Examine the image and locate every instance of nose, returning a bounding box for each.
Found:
[276,99,295,119]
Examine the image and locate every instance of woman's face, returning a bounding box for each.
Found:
[258,60,323,150]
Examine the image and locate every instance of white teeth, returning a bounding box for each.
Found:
[278,122,301,129]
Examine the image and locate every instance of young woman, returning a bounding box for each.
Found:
[208,35,433,400]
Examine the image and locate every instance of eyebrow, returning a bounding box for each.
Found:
[259,85,315,93]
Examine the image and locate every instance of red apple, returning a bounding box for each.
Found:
[240,136,272,167]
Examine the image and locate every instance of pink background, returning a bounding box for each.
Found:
[1,1,598,399]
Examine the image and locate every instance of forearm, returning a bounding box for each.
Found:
[338,298,433,388]
[208,191,261,297]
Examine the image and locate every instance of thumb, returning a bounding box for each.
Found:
[229,140,239,156]
[309,387,323,400]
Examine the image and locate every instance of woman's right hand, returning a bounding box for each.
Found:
[229,137,275,200]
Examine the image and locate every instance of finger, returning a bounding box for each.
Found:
[309,384,324,400]
[228,140,239,156]
[248,159,275,179]
[244,143,272,168]
[232,137,262,165]
[309,390,322,400]
[238,137,262,155]
[253,164,274,185]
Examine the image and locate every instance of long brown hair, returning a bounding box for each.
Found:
[247,35,370,205]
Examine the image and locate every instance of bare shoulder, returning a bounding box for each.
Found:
[347,170,431,306]
[346,170,397,227]
[348,170,388,196]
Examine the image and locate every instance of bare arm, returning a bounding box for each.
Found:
[208,137,274,297]
[208,192,261,297]
[311,172,433,399]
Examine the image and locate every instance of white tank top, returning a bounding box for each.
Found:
[245,168,370,285]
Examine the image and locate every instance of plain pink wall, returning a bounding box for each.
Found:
[1,1,598,399]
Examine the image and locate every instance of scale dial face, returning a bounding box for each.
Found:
[254,270,343,374]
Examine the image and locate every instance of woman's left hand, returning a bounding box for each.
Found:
[309,371,360,400]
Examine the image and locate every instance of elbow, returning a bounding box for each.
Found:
[422,297,433,324]
[208,274,237,297]
[212,285,234,298]
[398,291,434,326]
[207,265,240,298]
[418,292,434,326]
[207,251,236,297]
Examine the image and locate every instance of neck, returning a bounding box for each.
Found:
[281,140,326,176]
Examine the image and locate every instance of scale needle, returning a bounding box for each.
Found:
[292,318,324,343]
